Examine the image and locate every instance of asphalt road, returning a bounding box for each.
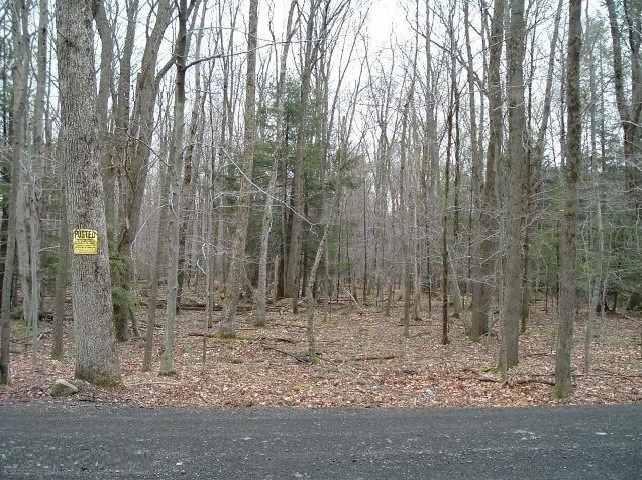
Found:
[0,402,640,479]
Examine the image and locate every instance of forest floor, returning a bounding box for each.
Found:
[1,295,641,408]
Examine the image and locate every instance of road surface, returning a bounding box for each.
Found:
[0,402,640,479]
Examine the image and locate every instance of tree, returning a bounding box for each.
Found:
[160,0,199,375]
[219,0,259,337]
[555,0,581,398]
[470,0,503,341]
[605,0,642,206]
[113,0,174,340]
[253,0,300,326]
[57,0,121,385]
[0,0,29,385]
[499,0,527,371]
[285,0,321,303]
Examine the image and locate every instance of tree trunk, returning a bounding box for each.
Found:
[253,1,299,326]
[584,16,604,375]
[499,0,527,372]
[0,0,29,385]
[57,0,121,385]
[93,0,116,242]
[400,76,413,338]
[219,0,259,337]
[113,0,174,341]
[306,227,328,363]
[142,129,171,372]
[464,0,483,338]
[555,0,581,398]
[605,0,642,207]
[470,0,503,341]
[285,0,319,302]
[160,0,196,375]
[178,3,208,310]
[51,186,70,360]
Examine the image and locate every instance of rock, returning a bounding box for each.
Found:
[50,379,79,397]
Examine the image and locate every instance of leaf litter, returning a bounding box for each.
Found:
[1,299,640,408]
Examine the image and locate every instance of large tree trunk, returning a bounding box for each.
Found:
[555,0,581,398]
[57,0,121,385]
[219,0,259,337]
[499,0,527,372]
[470,0,503,341]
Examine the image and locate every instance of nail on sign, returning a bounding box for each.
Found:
[73,229,99,255]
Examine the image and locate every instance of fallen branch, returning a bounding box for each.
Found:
[461,374,556,387]
[349,355,396,362]
[187,331,218,338]
[344,289,364,314]
[508,378,556,387]
[263,345,309,363]
[126,381,181,387]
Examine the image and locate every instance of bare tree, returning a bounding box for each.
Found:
[499,0,527,371]
[57,0,121,385]
[219,0,259,337]
[0,0,29,385]
[470,0,503,341]
[253,1,300,326]
[160,0,200,375]
[605,0,642,206]
[555,0,581,398]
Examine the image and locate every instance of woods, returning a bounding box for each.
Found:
[0,0,641,402]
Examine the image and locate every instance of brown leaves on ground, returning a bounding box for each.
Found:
[1,299,641,408]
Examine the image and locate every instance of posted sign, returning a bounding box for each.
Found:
[73,229,99,255]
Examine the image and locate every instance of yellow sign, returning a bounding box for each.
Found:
[73,229,99,255]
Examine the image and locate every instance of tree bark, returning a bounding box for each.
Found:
[0,0,29,385]
[219,0,259,337]
[605,0,642,206]
[92,0,117,241]
[470,0,503,341]
[253,1,298,326]
[285,0,320,302]
[113,0,174,341]
[555,0,581,398]
[160,0,195,375]
[52,185,70,360]
[57,0,121,385]
[499,0,527,372]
